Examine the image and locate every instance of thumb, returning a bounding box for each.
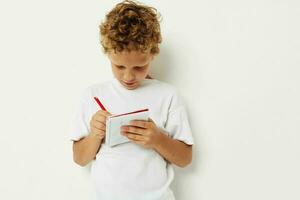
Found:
[103,110,112,117]
[148,117,154,123]
[107,111,112,116]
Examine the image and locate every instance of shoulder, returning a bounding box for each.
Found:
[145,79,178,96]
[150,79,186,111]
[145,79,185,110]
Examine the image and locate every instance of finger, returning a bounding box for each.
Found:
[91,127,105,135]
[93,114,107,123]
[91,117,106,128]
[96,110,111,117]
[122,126,144,135]
[125,133,145,141]
[148,117,154,123]
[92,121,106,130]
[129,120,148,129]
[134,140,147,146]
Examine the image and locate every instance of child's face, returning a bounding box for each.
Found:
[108,50,154,90]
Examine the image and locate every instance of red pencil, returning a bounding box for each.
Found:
[93,97,107,111]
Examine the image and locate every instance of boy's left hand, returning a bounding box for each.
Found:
[121,118,162,149]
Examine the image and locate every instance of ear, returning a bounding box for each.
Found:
[146,74,153,79]
[151,54,155,61]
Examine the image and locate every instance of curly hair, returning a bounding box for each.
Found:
[99,0,162,54]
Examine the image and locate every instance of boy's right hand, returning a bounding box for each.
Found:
[90,110,111,140]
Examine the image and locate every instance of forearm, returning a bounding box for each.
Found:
[73,133,103,166]
[154,132,192,167]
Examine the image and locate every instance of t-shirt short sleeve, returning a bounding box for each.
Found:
[164,90,194,145]
[69,88,91,141]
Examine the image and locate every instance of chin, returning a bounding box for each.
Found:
[117,79,140,90]
[124,84,139,90]
[126,87,137,90]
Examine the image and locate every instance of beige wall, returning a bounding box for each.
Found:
[0,0,299,199]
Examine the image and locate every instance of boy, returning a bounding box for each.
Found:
[70,1,194,199]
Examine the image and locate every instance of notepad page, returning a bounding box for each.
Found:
[105,110,149,147]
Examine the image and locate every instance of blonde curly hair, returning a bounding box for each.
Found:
[99,0,162,54]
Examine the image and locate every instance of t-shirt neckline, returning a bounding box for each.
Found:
[112,77,154,91]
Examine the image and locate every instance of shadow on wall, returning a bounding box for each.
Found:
[151,45,202,199]
[150,45,175,82]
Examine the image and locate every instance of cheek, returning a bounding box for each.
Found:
[112,68,122,77]
[138,67,150,76]
[136,70,148,78]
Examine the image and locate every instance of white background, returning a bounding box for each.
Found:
[0,0,299,199]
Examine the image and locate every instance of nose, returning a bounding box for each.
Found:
[123,70,135,82]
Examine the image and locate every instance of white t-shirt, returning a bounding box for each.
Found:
[70,78,194,200]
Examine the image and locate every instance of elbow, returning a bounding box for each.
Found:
[176,156,192,168]
[74,160,88,167]
[73,154,90,167]
[72,140,92,167]
[176,146,193,168]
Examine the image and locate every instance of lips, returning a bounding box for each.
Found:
[123,81,136,86]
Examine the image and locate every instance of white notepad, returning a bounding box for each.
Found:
[105,108,149,147]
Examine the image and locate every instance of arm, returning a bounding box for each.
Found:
[73,110,110,166]
[73,133,103,167]
[154,132,192,167]
[121,119,193,168]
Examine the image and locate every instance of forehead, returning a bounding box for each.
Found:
[108,51,152,66]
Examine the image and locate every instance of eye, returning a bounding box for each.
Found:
[134,67,145,71]
[116,65,125,70]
